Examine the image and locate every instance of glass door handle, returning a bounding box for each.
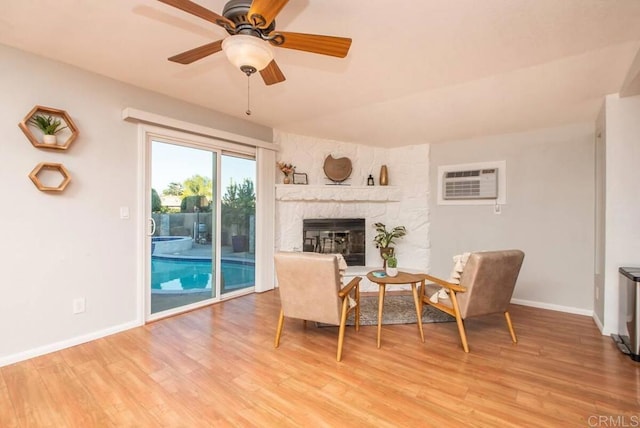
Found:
[148,218,156,236]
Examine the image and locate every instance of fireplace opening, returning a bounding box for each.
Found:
[302,218,365,266]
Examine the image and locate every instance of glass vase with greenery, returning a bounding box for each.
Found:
[383,253,398,276]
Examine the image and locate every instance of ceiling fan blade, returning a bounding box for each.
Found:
[248,0,289,29]
[157,0,234,29]
[272,32,352,58]
[260,60,286,85]
[168,40,224,64]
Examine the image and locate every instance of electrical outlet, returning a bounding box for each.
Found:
[73,298,86,314]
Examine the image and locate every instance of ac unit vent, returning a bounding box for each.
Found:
[443,168,498,200]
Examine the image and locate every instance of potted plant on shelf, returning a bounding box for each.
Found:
[373,222,407,266]
[383,253,398,277]
[28,114,68,144]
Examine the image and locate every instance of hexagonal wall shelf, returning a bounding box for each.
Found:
[29,162,72,192]
[19,105,79,150]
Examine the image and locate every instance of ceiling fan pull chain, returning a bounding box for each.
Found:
[246,74,252,116]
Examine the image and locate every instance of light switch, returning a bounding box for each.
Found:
[120,206,130,219]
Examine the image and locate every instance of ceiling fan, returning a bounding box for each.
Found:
[158,0,352,86]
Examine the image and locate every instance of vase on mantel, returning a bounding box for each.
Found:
[283,176,291,184]
[379,165,388,186]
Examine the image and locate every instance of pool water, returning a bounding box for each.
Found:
[152,257,254,293]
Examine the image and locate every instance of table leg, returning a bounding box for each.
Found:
[377,284,385,348]
[411,283,425,342]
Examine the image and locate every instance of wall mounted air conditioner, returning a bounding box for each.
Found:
[443,168,498,200]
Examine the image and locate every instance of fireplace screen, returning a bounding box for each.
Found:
[302,218,365,266]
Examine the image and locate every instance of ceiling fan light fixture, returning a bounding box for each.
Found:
[222,35,274,73]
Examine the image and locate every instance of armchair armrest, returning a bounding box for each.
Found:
[339,276,361,298]
[418,273,467,293]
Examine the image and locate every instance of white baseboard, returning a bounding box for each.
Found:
[591,312,616,336]
[592,312,605,334]
[511,298,593,317]
[0,320,141,368]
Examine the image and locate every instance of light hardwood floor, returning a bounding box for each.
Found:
[1,290,639,427]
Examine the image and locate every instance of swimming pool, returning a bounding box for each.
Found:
[152,257,254,293]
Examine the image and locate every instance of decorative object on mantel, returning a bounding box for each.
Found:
[383,253,398,277]
[293,172,308,185]
[367,174,375,186]
[323,155,352,184]
[28,162,71,192]
[276,161,295,184]
[373,222,407,268]
[379,165,389,186]
[19,105,79,150]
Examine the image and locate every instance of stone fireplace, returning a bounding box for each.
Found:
[302,218,366,265]
[274,131,430,280]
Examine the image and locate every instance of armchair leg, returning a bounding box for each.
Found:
[417,281,424,314]
[455,314,469,353]
[450,292,469,353]
[274,309,285,348]
[504,311,517,343]
[412,282,425,343]
[337,299,351,361]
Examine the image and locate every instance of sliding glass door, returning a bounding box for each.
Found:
[146,135,257,319]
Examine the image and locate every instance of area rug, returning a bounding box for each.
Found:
[332,295,455,326]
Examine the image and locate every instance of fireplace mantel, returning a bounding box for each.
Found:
[275,185,401,202]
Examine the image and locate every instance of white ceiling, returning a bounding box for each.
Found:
[2,0,640,147]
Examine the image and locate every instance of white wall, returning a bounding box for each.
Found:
[0,44,271,366]
[430,123,595,314]
[602,94,640,334]
[273,131,430,278]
